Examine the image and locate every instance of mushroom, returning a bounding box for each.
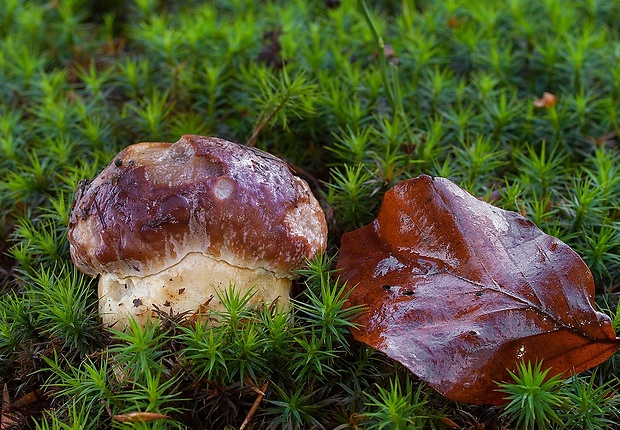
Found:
[67,135,328,327]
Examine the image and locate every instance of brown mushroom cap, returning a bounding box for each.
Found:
[68,135,327,280]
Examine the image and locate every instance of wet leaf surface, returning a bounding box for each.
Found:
[337,175,620,405]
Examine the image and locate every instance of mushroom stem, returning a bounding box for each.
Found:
[99,252,291,327]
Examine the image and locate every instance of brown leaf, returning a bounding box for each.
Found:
[113,412,169,423]
[337,175,620,405]
[1,388,44,430]
[5,390,44,411]
[1,384,17,430]
[533,92,557,108]
[1,384,9,411]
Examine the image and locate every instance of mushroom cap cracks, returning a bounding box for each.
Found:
[68,135,328,279]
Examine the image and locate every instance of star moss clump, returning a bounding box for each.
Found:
[1,0,619,428]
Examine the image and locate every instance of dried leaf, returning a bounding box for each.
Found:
[533,92,557,108]
[1,384,17,430]
[0,410,19,430]
[5,390,44,411]
[337,175,620,405]
[1,389,43,430]
[113,412,169,423]
[1,384,9,411]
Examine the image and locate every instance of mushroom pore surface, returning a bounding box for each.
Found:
[68,135,328,326]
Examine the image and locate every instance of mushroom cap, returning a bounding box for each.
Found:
[68,135,327,279]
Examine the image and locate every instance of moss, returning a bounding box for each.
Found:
[1,0,619,428]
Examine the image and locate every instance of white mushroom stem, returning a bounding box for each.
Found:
[98,252,291,327]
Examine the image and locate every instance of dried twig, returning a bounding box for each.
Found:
[239,379,269,430]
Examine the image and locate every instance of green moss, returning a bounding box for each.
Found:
[1,0,620,428]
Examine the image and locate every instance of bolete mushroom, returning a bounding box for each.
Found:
[67,135,327,327]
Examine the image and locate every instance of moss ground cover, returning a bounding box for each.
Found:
[1,0,619,428]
